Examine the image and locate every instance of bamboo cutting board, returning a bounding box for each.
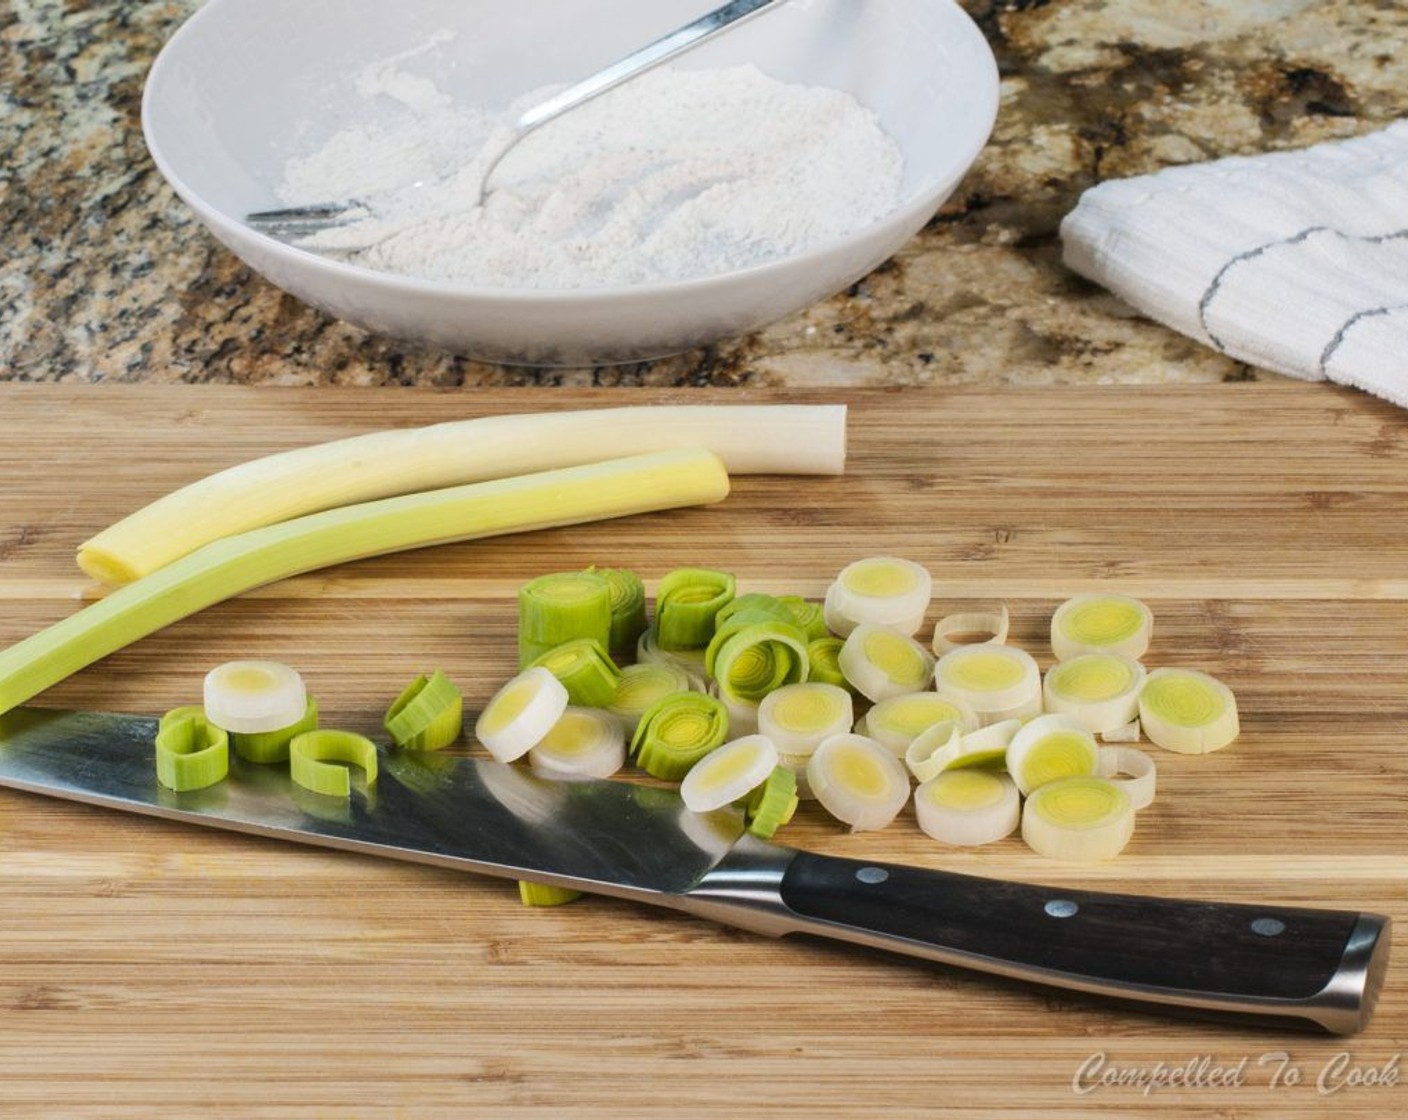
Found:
[0,382,1404,1119]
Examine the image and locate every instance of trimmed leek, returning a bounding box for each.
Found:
[1050,593,1152,661]
[778,596,830,642]
[743,766,799,838]
[592,567,647,654]
[1098,745,1157,811]
[654,568,736,651]
[933,642,1041,725]
[708,620,809,707]
[528,707,626,781]
[1005,714,1102,795]
[518,571,612,668]
[1021,777,1135,861]
[203,660,306,734]
[289,729,378,798]
[529,638,622,708]
[607,662,693,735]
[838,624,935,702]
[757,683,853,757]
[829,556,932,635]
[1139,667,1240,754]
[905,718,1018,783]
[0,449,731,717]
[805,637,850,689]
[807,733,910,831]
[680,734,779,812]
[862,692,978,757]
[1043,653,1146,734]
[518,882,582,907]
[154,711,229,792]
[631,692,729,782]
[932,603,1010,656]
[384,670,463,751]
[230,697,319,764]
[78,405,846,586]
[914,770,1019,846]
[475,667,569,763]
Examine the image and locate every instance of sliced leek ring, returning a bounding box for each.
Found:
[289,729,378,798]
[680,734,779,813]
[528,638,622,709]
[518,882,583,907]
[528,707,626,781]
[933,642,1041,725]
[636,626,709,678]
[474,667,570,763]
[914,769,1020,846]
[203,660,307,735]
[154,711,229,793]
[1100,719,1142,743]
[1021,777,1135,862]
[1050,593,1152,661]
[1006,713,1102,795]
[607,662,694,736]
[384,670,463,752]
[591,566,647,655]
[708,620,809,707]
[779,752,818,801]
[631,692,729,782]
[931,603,1010,656]
[1098,746,1157,811]
[807,733,911,832]
[744,766,800,838]
[822,583,860,638]
[517,570,612,668]
[838,624,935,702]
[1042,652,1146,734]
[757,683,854,757]
[778,596,830,642]
[862,692,978,757]
[720,692,760,737]
[830,556,932,634]
[805,636,851,690]
[1138,667,1239,754]
[654,567,735,651]
[906,718,1019,783]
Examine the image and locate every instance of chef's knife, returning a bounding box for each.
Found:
[0,706,1388,1034]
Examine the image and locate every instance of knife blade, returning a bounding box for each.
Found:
[0,706,1389,1035]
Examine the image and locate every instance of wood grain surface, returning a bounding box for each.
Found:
[0,382,1404,1118]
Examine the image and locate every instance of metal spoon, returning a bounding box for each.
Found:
[246,0,788,243]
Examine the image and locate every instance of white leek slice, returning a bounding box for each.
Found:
[1021,777,1135,862]
[862,692,979,757]
[636,627,709,678]
[822,583,859,638]
[1050,593,1152,661]
[1098,746,1157,811]
[607,662,694,736]
[528,707,626,781]
[807,733,910,832]
[1042,652,1146,733]
[1005,713,1102,795]
[680,734,779,813]
[1100,719,1142,743]
[915,769,1020,846]
[829,556,932,634]
[757,683,854,757]
[838,624,935,702]
[1138,667,1239,754]
[931,603,1010,656]
[906,718,1019,783]
[933,642,1041,725]
[474,667,569,763]
[720,692,760,737]
[203,660,306,734]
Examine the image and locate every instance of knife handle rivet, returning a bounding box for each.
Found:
[855,866,889,885]
[1250,917,1286,937]
[1044,899,1079,919]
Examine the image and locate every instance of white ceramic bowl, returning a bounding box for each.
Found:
[142,0,998,365]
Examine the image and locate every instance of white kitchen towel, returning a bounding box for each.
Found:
[1061,120,1408,407]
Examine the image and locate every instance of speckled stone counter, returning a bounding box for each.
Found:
[3,0,1406,388]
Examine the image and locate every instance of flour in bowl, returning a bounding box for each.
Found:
[277,62,904,289]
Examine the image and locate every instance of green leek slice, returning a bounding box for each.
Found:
[757,682,853,757]
[607,662,694,735]
[1050,593,1152,661]
[518,571,612,668]
[807,733,911,832]
[1021,777,1135,862]
[1043,652,1146,734]
[680,734,779,813]
[933,642,1041,724]
[528,707,626,781]
[1138,667,1239,754]
[591,567,647,654]
[528,638,622,708]
[203,660,306,734]
[837,623,935,702]
[743,766,799,839]
[914,769,1019,847]
[0,449,731,717]
[230,697,319,764]
[931,603,1010,656]
[1005,714,1101,795]
[707,620,809,707]
[518,882,583,907]
[804,636,849,689]
[630,692,729,782]
[778,596,830,642]
[289,729,379,798]
[154,711,229,792]
[862,692,978,757]
[384,670,463,751]
[475,667,570,763]
[654,568,736,651]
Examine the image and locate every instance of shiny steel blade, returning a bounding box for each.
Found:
[0,708,744,900]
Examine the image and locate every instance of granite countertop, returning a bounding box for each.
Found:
[2,0,1406,389]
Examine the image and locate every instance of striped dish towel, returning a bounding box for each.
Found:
[1061,121,1408,407]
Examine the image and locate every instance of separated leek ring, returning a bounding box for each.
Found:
[154,710,229,793]
[905,718,1018,783]
[289,729,379,798]
[931,603,1010,656]
[384,669,463,752]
